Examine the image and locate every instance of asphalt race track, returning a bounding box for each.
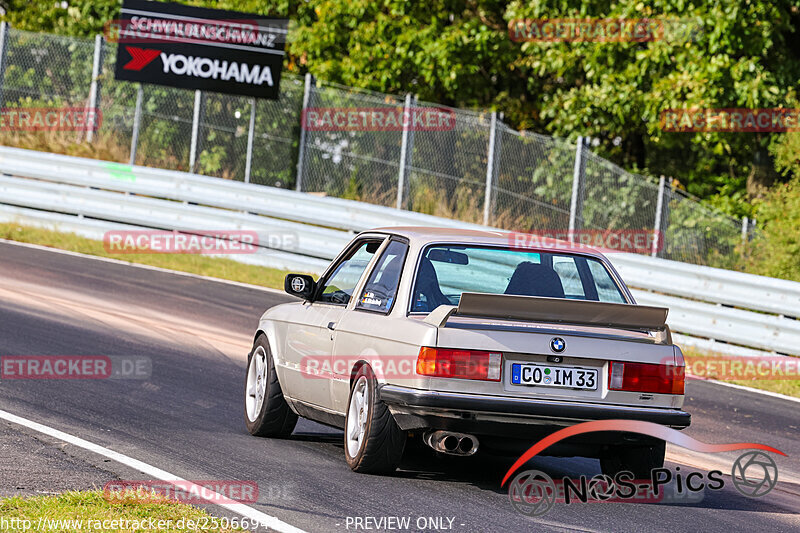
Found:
[0,240,798,532]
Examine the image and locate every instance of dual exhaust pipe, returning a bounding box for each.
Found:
[423,430,479,456]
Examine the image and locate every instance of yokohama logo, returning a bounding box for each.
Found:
[123,47,274,86]
[160,53,274,85]
[123,47,161,70]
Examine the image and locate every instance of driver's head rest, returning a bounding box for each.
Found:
[505,261,565,299]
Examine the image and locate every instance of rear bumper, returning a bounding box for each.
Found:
[379,384,691,435]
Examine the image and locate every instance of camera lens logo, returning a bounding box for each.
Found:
[508,470,556,516]
[731,451,778,497]
[290,277,306,292]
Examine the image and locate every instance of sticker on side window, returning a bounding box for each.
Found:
[361,291,383,307]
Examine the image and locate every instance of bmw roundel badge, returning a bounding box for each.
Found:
[550,337,566,353]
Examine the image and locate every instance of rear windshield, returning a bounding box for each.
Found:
[410,245,627,313]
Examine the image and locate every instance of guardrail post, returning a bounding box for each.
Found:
[396,93,413,209]
[483,111,498,226]
[129,84,143,165]
[86,34,104,143]
[189,89,202,173]
[244,97,256,183]
[295,72,313,191]
[652,175,666,257]
[568,136,586,241]
[0,22,9,111]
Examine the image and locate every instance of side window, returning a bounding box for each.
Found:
[356,240,408,313]
[587,260,626,303]
[552,256,585,299]
[318,240,381,305]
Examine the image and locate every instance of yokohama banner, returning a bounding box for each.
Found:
[112,0,288,99]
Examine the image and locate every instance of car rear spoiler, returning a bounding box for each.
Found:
[424,292,672,345]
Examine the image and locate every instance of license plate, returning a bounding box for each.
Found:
[510,363,598,390]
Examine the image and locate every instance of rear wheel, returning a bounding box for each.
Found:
[344,365,406,474]
[244,335,297,437]
[600,441,665,479]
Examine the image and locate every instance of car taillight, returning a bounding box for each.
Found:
[416,347,502,382]
[608,361,684,395]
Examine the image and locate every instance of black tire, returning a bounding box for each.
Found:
[244,335,297,438]
[600,440,666,479]
[344,365,406,474]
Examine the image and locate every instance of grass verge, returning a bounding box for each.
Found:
[0,490,250,532]
[0,223,290,290]
[683,349,800,399]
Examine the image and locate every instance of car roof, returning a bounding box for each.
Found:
[367,226,608,259]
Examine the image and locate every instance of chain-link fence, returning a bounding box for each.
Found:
[0,25,752,267]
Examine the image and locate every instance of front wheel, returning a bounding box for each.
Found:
[244,335,297,437]
[344,365,406,474]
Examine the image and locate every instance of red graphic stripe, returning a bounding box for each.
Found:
[501,419,786,486]
[123,47,161,71]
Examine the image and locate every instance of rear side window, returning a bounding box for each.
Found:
[411,245,626,312]
[357,240,408,313]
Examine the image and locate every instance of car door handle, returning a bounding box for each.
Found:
[327,322,336,330]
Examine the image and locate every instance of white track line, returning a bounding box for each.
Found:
[0,238,288,296]
[0,409,307,533]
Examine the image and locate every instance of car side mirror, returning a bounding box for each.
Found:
[285,274,316,300]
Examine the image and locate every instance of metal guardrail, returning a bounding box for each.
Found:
[1,147,798,357]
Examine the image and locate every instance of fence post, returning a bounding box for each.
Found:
[86,34,104,143]
[244,97,256,183]
[568,136,586,241]
[483,111,498,226]
[0,22,9,111]
[741,216,749,247]
[189,89,202,173]
[396,93,413,209]
[295,72,313,192]
[652,175,666,257]
[403,95,419,210]
[129,84,143,165]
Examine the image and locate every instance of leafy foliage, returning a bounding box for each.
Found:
[746,175,800,281]
[4,0,799,205]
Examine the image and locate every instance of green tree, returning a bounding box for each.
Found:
[4,0,800,208]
